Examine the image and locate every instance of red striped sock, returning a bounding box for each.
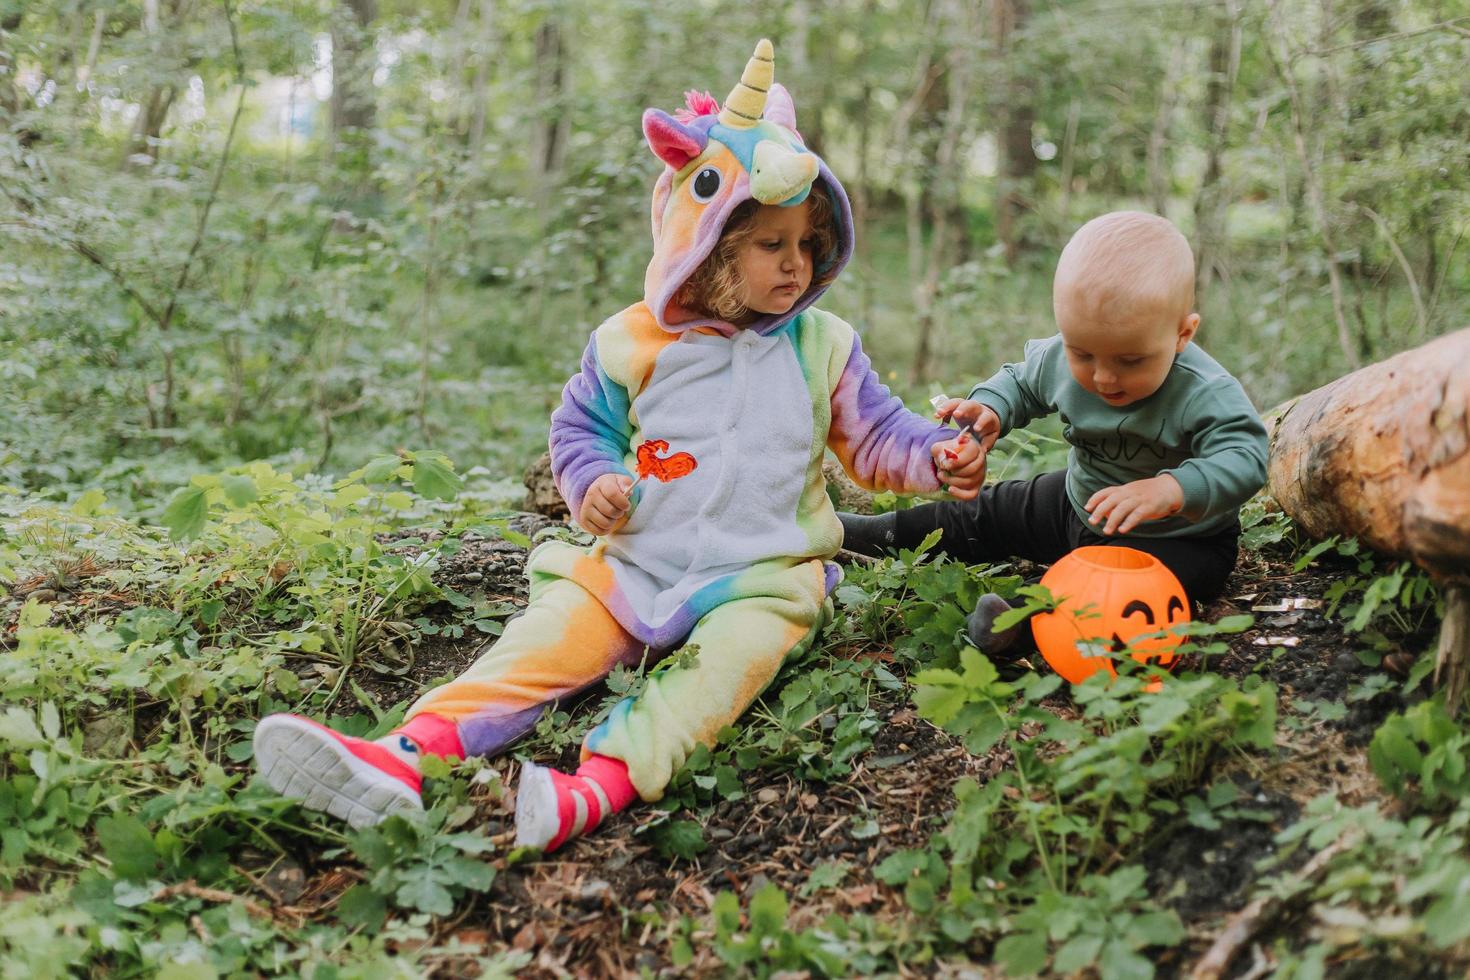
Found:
[514,754,637,852]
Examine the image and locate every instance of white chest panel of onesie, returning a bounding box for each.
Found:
[604,328,813,625]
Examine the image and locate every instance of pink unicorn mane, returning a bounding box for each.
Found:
[673,90,720,124]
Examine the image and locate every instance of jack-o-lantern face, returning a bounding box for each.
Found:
[1030,546,1190,687]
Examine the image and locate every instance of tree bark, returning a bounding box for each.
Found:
[1267,328,1470,579]
[465,0,496,149]
[0,10,22,121]
[531,16,568,182]
[1192,0,1241,298]
[993,0,1036,267]
[1266,328,1470,704]
[1264,6,1358,369]
[126,83,177,163]
[330,0,378,159]
[1145,47,1184,218]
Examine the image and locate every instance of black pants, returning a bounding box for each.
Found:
[893,470,1241,603]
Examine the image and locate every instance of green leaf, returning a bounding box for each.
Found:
[905,875,936,913]
[395,876,454,916]
[1127,910,1184,948]
[162,485,210,541]
[913,678,967,727]
[799,860,850,897]
[1213,614,1255,633]
[156,964,218,980]
[335,484,371,508]
[1369,717,1424,789]
[0,707,43,749]
[994,930,1049,977]
[440,855,496,890]
[874,849,927,885]
[38,702,59,740]
[335,884,387,929]
[1053,934,1104,973]
[72,488,107,515]
[653,819,707,860]
[360,455,403,484]
[95,814,159,881]
[1099,938,1155,979]
[411,453,463,501]
[748,883,787,935]
[220,474,258,507]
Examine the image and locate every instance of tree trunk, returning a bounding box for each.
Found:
[126,83,177,164]
[1192,0,1241,298]
[1264,15,1358,369]
[993,0,1036,267]
[1145,47,1184,218]
[330,0,378,159]
[0,11,22,122]
[1266,328,1470,705]
[1268,328,1470,578]
[466,0,496,149]
[531,16,569,183]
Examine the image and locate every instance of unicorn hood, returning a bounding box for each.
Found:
[641,39,854,337]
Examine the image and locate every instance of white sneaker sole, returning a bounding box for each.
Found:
[252,715,422,829]
[514,761,562,849]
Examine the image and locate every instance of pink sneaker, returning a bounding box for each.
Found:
[252,714,423,828]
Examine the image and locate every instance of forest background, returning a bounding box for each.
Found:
[3,1,1470,976]
[4,0,1467,513]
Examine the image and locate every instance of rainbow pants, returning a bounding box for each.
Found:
[401,540,832,800]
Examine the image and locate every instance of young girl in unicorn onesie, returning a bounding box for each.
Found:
[252,39,985,851]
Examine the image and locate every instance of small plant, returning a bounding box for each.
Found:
[904,616,1271,977]
[157,452,467,706]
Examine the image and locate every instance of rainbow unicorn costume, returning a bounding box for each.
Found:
[295,41,951,808]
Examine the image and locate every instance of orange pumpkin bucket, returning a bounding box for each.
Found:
[1030,546,1190,686]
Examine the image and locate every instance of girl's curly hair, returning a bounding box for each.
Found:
[676,182,840,324]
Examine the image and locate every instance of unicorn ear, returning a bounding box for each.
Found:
[765,83,798,131]
[643,109,707,171]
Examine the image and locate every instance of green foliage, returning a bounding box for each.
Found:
[348,815,498,919]
[1292,534,1442,677]
[1252,791,1470,971]
[1369,697,1470,808]
[1,3,1465,966]
[689,883,853,977]
[905,618,1268,976]
[831,530,1021,665]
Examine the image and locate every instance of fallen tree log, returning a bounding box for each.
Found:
[1267,327,1469,707]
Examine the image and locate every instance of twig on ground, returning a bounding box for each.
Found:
[1189,833,1360,980]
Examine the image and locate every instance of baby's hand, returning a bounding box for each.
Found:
[580,473,633,535]
[1084,475,1184,535]
[933,398,1002,456]
[932,436,986,500]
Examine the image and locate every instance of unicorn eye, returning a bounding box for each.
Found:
[691,167,721,202]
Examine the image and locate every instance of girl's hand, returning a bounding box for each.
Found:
[580,473,633,535]
[932,435,986,500]
[933,398,1002,455]
[1084,474,1185,535]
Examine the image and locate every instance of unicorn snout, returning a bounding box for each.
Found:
[750,141,819,205]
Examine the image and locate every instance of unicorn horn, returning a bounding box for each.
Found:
[718,39,773,129]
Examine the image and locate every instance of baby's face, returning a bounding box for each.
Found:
[1055,289,1197,408]
[734,201,816,317]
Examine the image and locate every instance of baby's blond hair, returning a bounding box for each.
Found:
[1054,211,1195,328]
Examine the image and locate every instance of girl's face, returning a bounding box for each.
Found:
[733,201,816,319]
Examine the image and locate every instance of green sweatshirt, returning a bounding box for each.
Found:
[968,335,1268,538]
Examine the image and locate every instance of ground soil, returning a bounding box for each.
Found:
[289,525,1437,977]
[1,516,1440,977]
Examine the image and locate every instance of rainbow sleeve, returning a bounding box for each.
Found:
[827,333,949,494]
[550,337,635,518]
